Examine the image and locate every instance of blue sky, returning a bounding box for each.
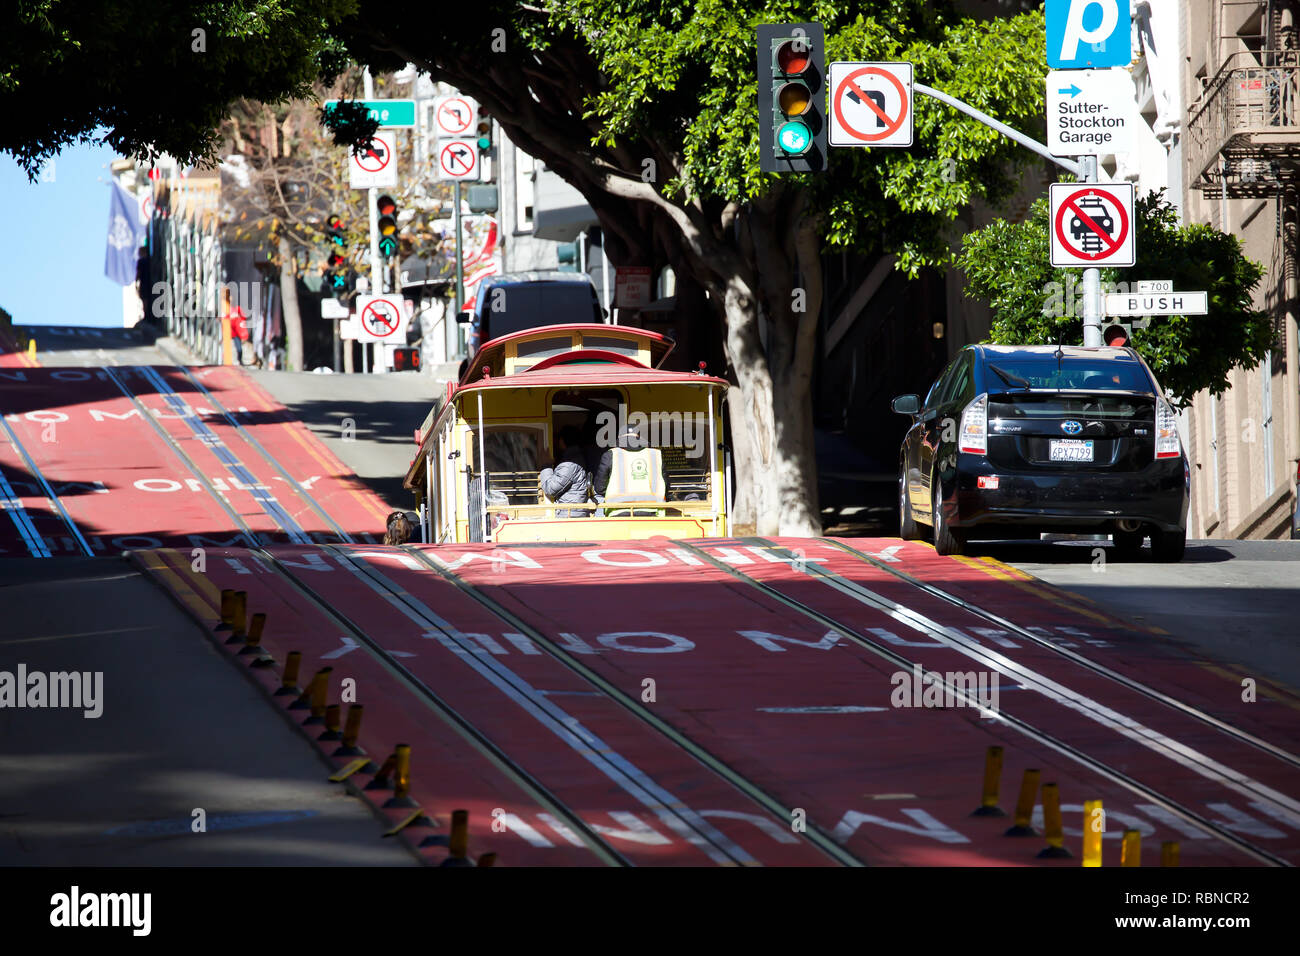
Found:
[0,142,128,328]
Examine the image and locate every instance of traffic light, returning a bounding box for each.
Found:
[476,107,493,153]
[1101,318,1133,347]
[556,241,578,273]
[757,22,826,173]
[376,193,399,259]
[322,213,351,295]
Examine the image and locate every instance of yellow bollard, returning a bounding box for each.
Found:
[1005,768,1041,836]
[1036,782,1071,858]
[972,746,1006,816]
[1121,829,1141,867]
[297,667,332,723]
[318,703,342,741]
[364,750,398,792]
[335,704,365,754]
[384,743,418,808]
[215,589,235,632]
[1161,841,1180,867]
[226,590,248,645]
[27,338,36,360]
[276,651,303,697]
[237,612,266,656]
[447,809,470,860]
[1082,799,1104,867]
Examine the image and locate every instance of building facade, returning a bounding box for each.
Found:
[1181,0,1299,538]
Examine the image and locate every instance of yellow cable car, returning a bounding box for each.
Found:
[404,324,731,543]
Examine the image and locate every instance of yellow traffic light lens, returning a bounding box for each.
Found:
[378,215,397,236]
[777,81,811,115]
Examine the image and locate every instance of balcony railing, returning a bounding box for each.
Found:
[1186,51,1300,197]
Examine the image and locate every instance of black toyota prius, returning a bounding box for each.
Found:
[890,344,1190,561]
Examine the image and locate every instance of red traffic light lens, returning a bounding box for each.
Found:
[326,214,343,230]
[376,194,397,217]
[776,39,811,75]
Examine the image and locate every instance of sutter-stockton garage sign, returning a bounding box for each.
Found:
[1045,69,1133,156]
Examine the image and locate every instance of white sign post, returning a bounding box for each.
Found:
[349,132,398,189]
[1046,69,1133,156]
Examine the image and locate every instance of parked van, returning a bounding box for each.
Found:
[458,271,604,367]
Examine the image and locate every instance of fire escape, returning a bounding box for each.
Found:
[1186,7,1300,199]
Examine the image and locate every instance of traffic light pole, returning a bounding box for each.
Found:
[912,83,1101,345]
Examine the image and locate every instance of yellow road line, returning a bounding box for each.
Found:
[135,549,218,623]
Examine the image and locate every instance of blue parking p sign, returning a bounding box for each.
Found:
[1046,0,1132,69]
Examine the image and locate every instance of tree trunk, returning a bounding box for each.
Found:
[278,236,303,371]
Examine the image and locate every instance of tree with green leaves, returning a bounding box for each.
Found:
[335,1,1050,533]
[4,0,1051,533]
[958,191,1274,407]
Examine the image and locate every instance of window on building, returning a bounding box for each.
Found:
[515,148,536,233]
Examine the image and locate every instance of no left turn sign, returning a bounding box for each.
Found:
[1049,182,1135,267]
[829,62,913,147]
[434,96,475,137]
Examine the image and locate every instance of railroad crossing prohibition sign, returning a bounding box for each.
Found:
[1049,182,1135,267]
[437,139,479,181]
[828,62,913,147]
[356,295,406,342]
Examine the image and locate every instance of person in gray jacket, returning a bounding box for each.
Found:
[539,425,593,517]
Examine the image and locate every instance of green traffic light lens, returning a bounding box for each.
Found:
[776,120,812,155]
[477,136,491,150]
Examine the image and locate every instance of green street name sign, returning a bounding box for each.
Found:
[322,99,416,129]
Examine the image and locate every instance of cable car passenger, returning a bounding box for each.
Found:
[539,425,594,517]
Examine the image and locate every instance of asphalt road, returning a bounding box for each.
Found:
[0,558,416,865]
[247,368,439,511]
[977,537,1300,689]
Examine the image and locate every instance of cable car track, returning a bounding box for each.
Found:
[248,546,630,867]
[332,544,865,867]
[0,414,93,556]
[668,538,1293,867]
[806,536,1300,771]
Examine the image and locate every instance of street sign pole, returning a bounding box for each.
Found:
[1079,155,1103,347]
[364,69,380,374]
[454,180,464,356]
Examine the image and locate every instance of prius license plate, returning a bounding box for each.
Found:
[1050,439,1094,462]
